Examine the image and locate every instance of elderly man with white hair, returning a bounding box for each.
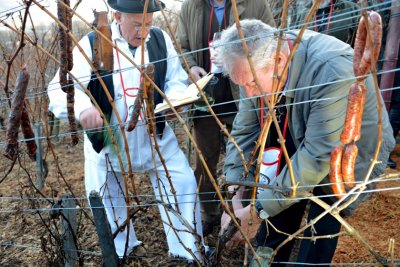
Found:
[217,19,394,265]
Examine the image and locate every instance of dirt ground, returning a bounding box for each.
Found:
[0,123,399,266]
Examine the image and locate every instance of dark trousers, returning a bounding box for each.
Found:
[193,114,235,221]
[389,93,400,138]
[257,187,342,266]
[388,46,400,138]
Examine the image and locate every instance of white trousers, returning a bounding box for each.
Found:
[85,148,204,260]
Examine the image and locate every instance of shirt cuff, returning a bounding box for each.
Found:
[74,90,93,121]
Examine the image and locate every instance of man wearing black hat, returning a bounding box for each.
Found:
[48,0,205,261]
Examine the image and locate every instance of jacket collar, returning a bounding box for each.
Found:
[283,32,302,99]
[198,0,245,4]
[197,0,245,11]
[195,0,246,24]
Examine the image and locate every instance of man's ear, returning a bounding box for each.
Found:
[114,12,122,23]
[275,51,288,74]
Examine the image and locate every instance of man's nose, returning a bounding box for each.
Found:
[135,31,144,38]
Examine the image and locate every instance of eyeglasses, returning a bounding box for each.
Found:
[133,24,152,32]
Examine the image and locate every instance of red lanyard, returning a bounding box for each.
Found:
[207,0,227,41]
[314,0,333,34]
[115,40,142,122]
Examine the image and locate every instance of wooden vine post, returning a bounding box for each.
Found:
[61,195,78,267]
[89,191,119,267]
[34,122,45,190]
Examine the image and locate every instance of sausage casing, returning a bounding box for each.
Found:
[342,144,358,188]
[21,104,37,160]
[368,11,382,69]
[353,83,367,141]
[340,83,363,144]
[353,11,382,81]
[4,67,30,160]
[354,16,369,80]
[329,145,346,199]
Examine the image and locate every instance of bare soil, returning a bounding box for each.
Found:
[0,123,399,266]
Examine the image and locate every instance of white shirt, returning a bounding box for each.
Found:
[48,22,189,172]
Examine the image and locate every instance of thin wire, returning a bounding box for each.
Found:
[286,1,394,31]
[1,176,399,203]
[5,240,394,266]
[276,262,400,266]
[0,74,398,134]
[0,2,398,265]
[1,183,399,214]
[1,77,399,134]
[2,82,399,144]
[0,0,47,19]
[0,1,395,99]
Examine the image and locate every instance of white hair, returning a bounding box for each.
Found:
[216,19,289,76]
[119,12,128,21]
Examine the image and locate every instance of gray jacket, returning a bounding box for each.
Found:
[224,30,395,217]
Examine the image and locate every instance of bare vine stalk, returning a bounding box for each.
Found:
[358,0,383,185]
[3,1,32,108]
[133,0,196,259]
[62,0,198,261]
[30,3,142,235]
[270,0,387,264]
[139,0,182,213]
[226,0,389,265]
[156,3,249,174]
[1,6,134,207]
[57,2,259,263]
[271,184,388,265]
[158,2,265,264]
[0,12,145,232]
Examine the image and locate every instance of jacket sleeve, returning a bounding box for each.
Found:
[224,88,260,182]
[176,1,198,69]
[258,57,354,217]
[47,35,94,121]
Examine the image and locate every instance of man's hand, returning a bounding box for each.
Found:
[79,106,103,130]
[221,204,262,248]
[165,106,186,121]
[189,66,207,82]
[220,186,263,248]
[220,186,245,230]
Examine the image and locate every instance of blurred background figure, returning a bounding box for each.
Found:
[268,0,359,45]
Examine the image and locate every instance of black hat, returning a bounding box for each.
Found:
[107,0,165,13]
